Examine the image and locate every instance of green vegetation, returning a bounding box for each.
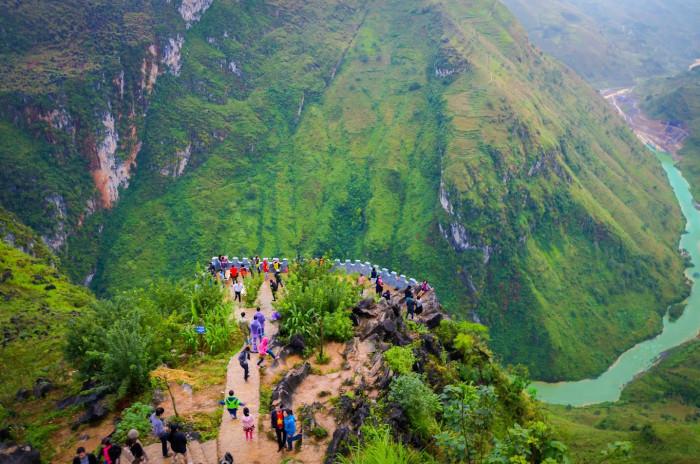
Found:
[502,0,700,87]
[113,402,152,443]
[547,338,700,463]
[339,425,437,464]
[388,374,442,438]
[65,274,240,397]
[384,346,417,375]
[639,69,700,198]
[275,260,358,353]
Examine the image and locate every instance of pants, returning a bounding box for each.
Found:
[251,335,261,352]
[234,291,242,302]
[407,309,414,320]
[227,408,238,419]
[160,434,169,457]
[275,429,287,450]
[244,427,254,440]
[271,291,277,301]
[257,354,266,366]
[287,433,302,450]
[172,451,189,464]
[240,360,249,381]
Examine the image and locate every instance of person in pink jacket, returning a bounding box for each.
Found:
[241,407,255,441]
[256,336,277,367]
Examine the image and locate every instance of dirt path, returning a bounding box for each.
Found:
[217,277,281,463]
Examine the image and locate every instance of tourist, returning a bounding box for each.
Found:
[263,258,269,275]
[250,317,262,352]
[406,296,416,320]
[254,307,266,335]
[230,265,239,283]
[284,409,302,451]
[382,290,391,302]
[404,285,413,299]
[417,280,431,298]
[238,312,250,346]
[238,346,251,381]
[212,257,222,280]
[218,255,227,281]
[224,389,244,419]
[150,407,170,457]
[72,447,97,464]
[126,429,148,463]
[98,437,122,464]
[274,269,284,287]
[271,404,287,452]
[240,265,248,279]
[257,336,276,367]
[233,280,244,303]
[167,423,188,464]
[270,279,279,301]
[273,259,281,272]
[370,266,378,284]
[241,407,255,441]
[375,275,383,295]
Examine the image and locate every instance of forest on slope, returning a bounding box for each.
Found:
[0,0,689,382]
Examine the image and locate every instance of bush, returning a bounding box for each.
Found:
[244,272,265,306]
[323,309,354,342]
[338,425,437,464]
[384,346,416,375]
[388,374,441,437]
[113,402,153,443]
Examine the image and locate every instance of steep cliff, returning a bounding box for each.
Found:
[0,0,688,381]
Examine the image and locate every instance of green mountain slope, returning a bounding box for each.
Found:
[58,0,686,381]
[639,68,700,197]
[548,338,700,463]
[501,0,700,88]
[0,208,93,399]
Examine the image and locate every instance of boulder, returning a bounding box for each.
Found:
[270,362,310,409]
[423,312,443,329]
[72,400,108,429]
[56,386,110,410]
[324,426,350,464]
[14,389,30,401]
[286,334,306,355]
[419,333,443,357]
[32,379,53,399]
[0,444,40,464]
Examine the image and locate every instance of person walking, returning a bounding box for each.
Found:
[254,307,266,335]
[375,275,384,295]
[223,389,244,419]
[370,266,378,284]
[241,407,255,441]
[238,346,251,381]
[126,429,148,463]
[73,447,97,464]
[270,279,279,301]
[406,296,416,320]
[274,269,284,287]
[250,318,262,352]
[238,312,250,346]
[271,404,287,452]
[284,409,302,451]
[150,407,170,458]
[404,285,413,299]
[167,424,188,464]
[263,259,269,276]
[98,437,122,464]
[233,280,243,303]
[257,336,276,367]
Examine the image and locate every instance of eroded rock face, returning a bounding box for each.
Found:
[163,35,185,75]
[179,0,214,27]
[270,362,310,409]
[160,144,192,178]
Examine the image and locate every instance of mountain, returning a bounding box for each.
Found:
[501,0,700,88]
[0,0,688,382]
[548,337,700,463]
[638,68,700,197]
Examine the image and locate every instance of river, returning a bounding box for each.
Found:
[532,149,700,406]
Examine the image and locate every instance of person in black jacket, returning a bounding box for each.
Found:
[270,403,287,452]
[72,447,97,464]
[168,423,188,464]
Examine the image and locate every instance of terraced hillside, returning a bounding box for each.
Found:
[0,0,688,381]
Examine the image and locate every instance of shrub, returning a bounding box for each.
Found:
[244,272,265,306]
[384,346,416,375]
[338,425,437,464]
[113,402,153,443]
[323,309,354,342]
[388,374,441,437]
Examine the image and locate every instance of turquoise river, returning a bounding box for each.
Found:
[533,150,700,405]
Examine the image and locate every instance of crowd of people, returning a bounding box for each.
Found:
[208,255,286,304]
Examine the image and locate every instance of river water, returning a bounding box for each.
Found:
[532,150,700,406]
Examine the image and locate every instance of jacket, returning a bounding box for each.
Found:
[169,431,187,454]
[284,415,296,435]
[73,454,98,464]
[271,410,285,430]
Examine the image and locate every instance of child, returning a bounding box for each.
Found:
[257,336,277,367]
[241,407,255,441]
[224,390,244,419]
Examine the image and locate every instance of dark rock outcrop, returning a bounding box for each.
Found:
[56,386,110,410]
[324,426,350,464]
[0,444,40,464]
[14,389,30,401]
[72,400,108,429]
[270,362,310,409]
[32,378,53,399]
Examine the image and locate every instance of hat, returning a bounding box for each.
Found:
[127,429,139,440]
